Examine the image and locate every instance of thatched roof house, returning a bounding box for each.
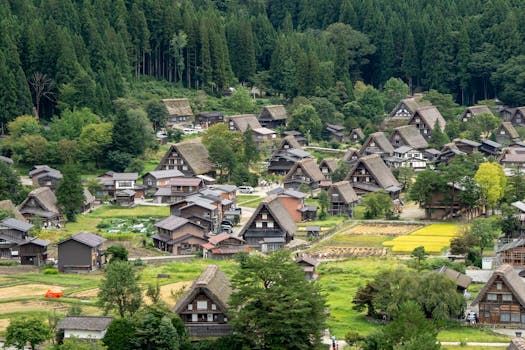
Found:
[156,139,213,177]
[173,265,232,338]
[228,114,261,133]
[390,125,429,149]
[259,105,288,128]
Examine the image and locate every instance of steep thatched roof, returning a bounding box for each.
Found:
[472,264,525,308]
[329,181,358,204]
[347,154,401,189]
[260,105,287,121]
[319,158,338,173]
[389,96,431,118]
[239,195,297,238]
[284,158,325,183]
[83,188,95,206]
[461,105,494,118]
[499,122,520,140]
[228,114,261,132]
[435,266,472,290]
[391,125,429,149]
[350,128,365,139]
[360,132,394,155]
[278,135,302,150]
[508,337,525,350]
[412,106,446,131]
[343,148,359,162]
[0,200,25,221]
[19,187,60,215]
[173,265,232,314]
[161,98,193,116]
[157,139,212,175]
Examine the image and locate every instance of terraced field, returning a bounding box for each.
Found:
[383,223,462,253]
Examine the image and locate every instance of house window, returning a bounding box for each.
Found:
[500,313,510,322]
[497,282,502,290]
[512,313,521,322]
[484,312,490,319]
[182,165,188,171]
[211,304,217,310]
[188,304,193,311]
[197,301,207,310]
[501,130,506,135]
[423,129,428,134]
[353,177,358,182]
[192,314,197,322]
[502,293,513,302]
[262,213,268,220]
[256,221,263,228]
[487,293,497,301]
[365,177,370,182]
[267,221,274,228]
[207,314,213,322]
[370,142,375,147]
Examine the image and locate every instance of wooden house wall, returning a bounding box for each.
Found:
[58,240,96,272]
[478,276,525,325]
[349,165,380,187]
[500,247,525,266]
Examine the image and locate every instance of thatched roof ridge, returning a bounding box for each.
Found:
[228,114,261,132]
[472,264,525,308]
[360,132,394,155]
[319,158,338,173]
[0,200,25,221]
[330,181,358,204]
[173,265,232,314]
[413,106,446,131]
[239,196,297,238]
[500,122,520,140]
[19,187,60,214]
[279,135,302,150]
[161,98,193,116]
[260,105,287,120]
[284,158,325,183]
[347,154,401,189]
[392,125,429,149]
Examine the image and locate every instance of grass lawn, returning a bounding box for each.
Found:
[297,216,347,229]
[90,205,169,217]
[383,223,462,253]
[318,257,403,337]
[237,195,264,208]
[437,327,510,343]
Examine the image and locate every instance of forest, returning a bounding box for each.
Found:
[1,0,525,125]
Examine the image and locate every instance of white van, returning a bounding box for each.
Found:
[238,186,254,194]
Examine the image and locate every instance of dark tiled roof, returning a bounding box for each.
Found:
[0,218,34,232]
[154,216,191,231]
[143,170,185,179]
[57,316,114,331]
[59,232,106,248]
[18,237,50,247]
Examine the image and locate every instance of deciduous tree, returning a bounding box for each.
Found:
[5,317,52,350]
[98,260,142,318]
[229,250,327,349]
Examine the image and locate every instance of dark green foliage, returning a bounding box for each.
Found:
[353,269,465,322]
[5,316,52,350]
[364,301,440,350]
[362,190,392,219]
[145,100,169,130]
[56,165,84,222]
[103,318,137,350]
[229,250,327,349]
[0,162,26,204]
[106,245,129,263]
[97,260,142,318]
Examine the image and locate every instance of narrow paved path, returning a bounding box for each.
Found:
[440,341,509,347]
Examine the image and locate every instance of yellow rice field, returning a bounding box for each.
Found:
[383,223,461,253]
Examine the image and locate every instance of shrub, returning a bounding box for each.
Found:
[44,268,58,274]
[96,222,110,229]
[345,331,364,346]
[0,261,19,266]
[133,258,143,266]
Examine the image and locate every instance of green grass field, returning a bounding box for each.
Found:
[236,195,264,208]
[383,223,462,253]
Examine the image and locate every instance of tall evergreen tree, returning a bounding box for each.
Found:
[56,165,84,222]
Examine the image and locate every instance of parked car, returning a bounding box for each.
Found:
[238,186,254,194]
[221,225,233,233]
[221,220,234,227]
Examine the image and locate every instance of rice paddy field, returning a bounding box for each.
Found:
[382,223,461,253]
